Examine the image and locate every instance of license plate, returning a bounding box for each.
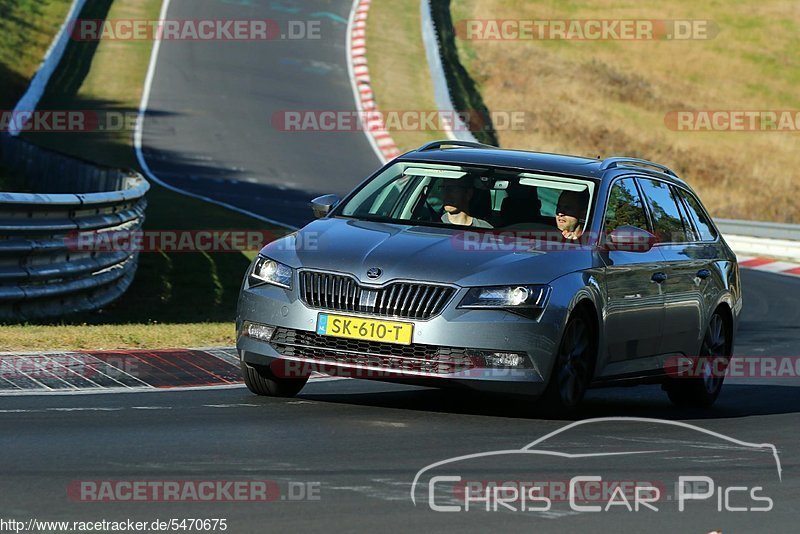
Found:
[316,313,414,345]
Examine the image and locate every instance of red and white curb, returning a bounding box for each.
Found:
[0,348,341,395]
[348,0,401,163]
[738,256,800,278]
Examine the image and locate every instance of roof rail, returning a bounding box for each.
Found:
[417,140,496,152]
[599,157,677,177]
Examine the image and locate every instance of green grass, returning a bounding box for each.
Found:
[0,0,73,108]
[365,0,448,152]
[0,0,287,351]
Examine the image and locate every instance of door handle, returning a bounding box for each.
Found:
[696,269,711,280]
[651,272,668,284]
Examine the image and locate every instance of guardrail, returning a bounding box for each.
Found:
[716,219,800,261]
[0,134,149,321]
[422,0,497,146]
[716,219,800,242]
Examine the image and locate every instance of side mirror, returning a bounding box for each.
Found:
[605,225,657,253]
[310,194,341,219]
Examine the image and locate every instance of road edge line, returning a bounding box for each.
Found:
[133,0,297,231]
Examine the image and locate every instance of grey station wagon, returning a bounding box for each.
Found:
[236,141,741,409]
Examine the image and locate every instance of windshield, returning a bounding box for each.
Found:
[337,161,596,233]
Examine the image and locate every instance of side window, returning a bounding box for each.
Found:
[637,178,690,243]
[677,189,718,241]
[604,178,649,233]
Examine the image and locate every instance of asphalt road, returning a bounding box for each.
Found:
[1,271,799,532]
[10,0,798,531]
[139,0,380,228]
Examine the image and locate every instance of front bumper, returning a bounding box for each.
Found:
[236,283,567,396]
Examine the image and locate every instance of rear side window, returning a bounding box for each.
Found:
[677,189,718,241]
[637,178,690,243]
[604,178,649,232]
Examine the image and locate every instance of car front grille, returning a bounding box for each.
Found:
[298,271,456,320]
[269,328,478,374]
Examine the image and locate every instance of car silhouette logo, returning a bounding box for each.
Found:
[367,267,382,279]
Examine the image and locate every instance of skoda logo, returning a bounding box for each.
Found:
[366,267,382,279]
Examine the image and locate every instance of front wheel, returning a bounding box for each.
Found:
[241,361,309,397]
[664,311,730,408]
[542,309,597,412]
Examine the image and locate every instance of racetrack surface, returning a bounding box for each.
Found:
[8,0,799,531]
[139,0,379,228]
[2,270,799,532]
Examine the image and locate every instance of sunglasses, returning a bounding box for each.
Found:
[556,204,582,218]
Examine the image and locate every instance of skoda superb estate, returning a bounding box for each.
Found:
[236,141,741,409]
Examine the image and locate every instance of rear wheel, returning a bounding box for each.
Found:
[665,311,730,408]
[542,309,597,412]
[241,361,309,397]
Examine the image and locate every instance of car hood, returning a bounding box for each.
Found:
[260,218,594,286]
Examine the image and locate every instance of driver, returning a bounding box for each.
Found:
[441,178,492,228]
[555,189,589,240]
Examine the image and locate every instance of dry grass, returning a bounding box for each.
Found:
[0,323,236,352]
[366,0,446,152]
[451,0,800,222]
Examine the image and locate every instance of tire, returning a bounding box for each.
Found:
[542,309,597,412]
[241,361,309,397]
[665,311,730,408]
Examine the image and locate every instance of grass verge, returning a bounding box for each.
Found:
[1,0,73,191]
[0,0,287,351]
[365,0,448,152]
[0,0,73,109]
[450,0,800,222]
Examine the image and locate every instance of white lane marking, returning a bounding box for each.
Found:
[203,403,260,408]
[0,383,247,397]
[22,358,78,390]
[308,374,350,382]
[42,355,103,389]
[369,421,407,428]
[8,365,52,390]
[134,0,295,231]
[77,354,153,389]
[65,354,126,388]
[47,407,124,412]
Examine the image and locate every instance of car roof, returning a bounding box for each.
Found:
[397,141,690,188]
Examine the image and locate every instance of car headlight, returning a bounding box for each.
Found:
[459,285,550,315]
[248,256,293,289]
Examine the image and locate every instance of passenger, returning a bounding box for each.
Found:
[555,189,589,240]
[441,179,492,228]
